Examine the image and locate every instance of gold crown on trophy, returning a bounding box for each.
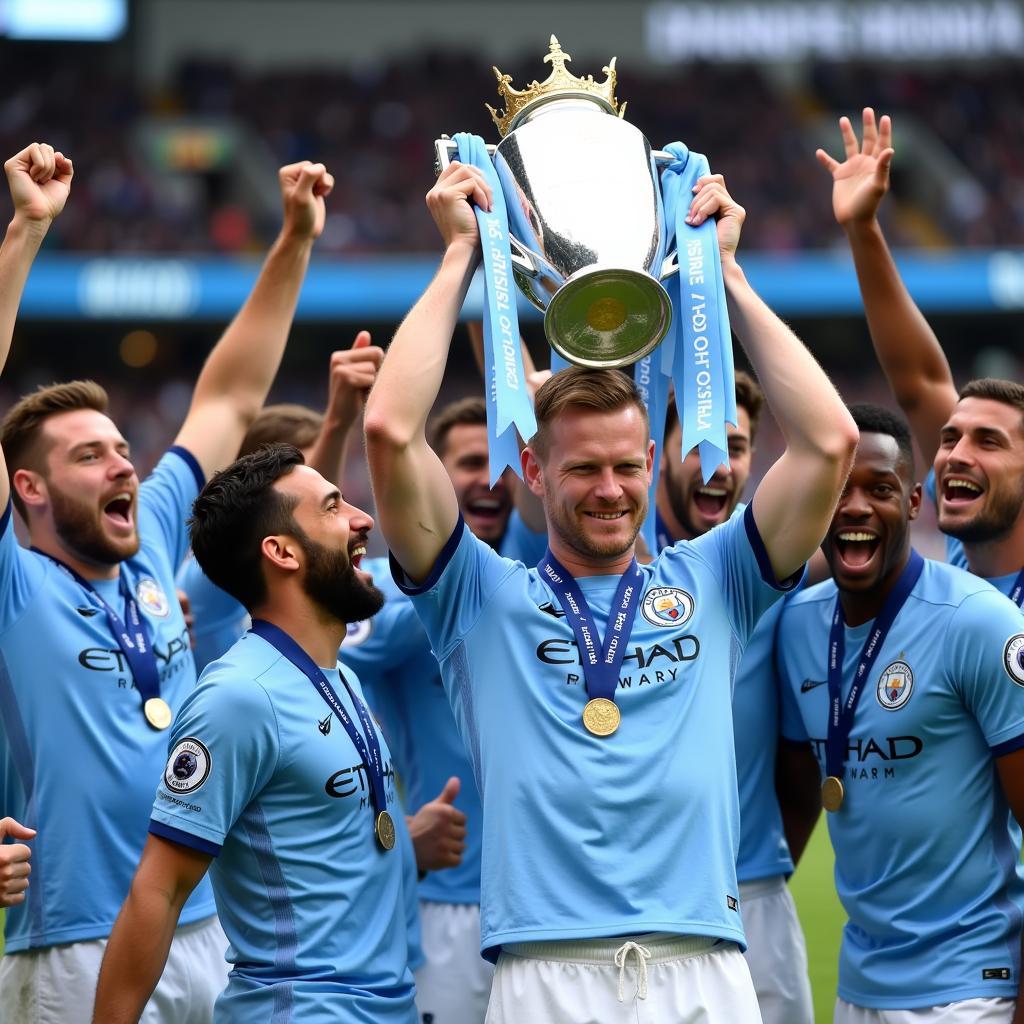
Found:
[486,35,625,137]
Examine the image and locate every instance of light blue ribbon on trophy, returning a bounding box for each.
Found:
[454,133,537,484]
[660,143,736,483]
[633,352,669,555]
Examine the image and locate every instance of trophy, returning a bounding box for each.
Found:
[435,37,681,369]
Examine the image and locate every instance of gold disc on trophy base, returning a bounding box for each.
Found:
[582,697,621,737]
[586,297,627,332]
[144,697,173,731]
[821,776,845,813]
[375,810,397,851]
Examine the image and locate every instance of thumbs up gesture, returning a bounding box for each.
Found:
[407,777,467,872]
[0,817,35,907]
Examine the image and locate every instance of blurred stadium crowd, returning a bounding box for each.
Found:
[1,48,1021,256]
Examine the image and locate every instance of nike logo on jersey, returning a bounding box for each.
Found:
[538,601,566,619]
[76,606,101,617]
[318,714,332,736]
[801,678,827,693]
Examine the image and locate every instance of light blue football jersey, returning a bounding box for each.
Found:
[177,554,249,673]
[393,504,795,958]
[150,630,417,1023]
[777,559,1024,1008]
[656,509,794,883]
[0,448,215,952]
[344,510,546,907]
[342,558,483,906]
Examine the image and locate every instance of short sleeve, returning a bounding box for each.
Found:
[138,447,205,572]
[149,671,279,855]
[949,590,1024,755]
[0,501,45,632]
[390,517,519,661]
[683,504,801,647]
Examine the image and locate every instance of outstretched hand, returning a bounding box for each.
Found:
[686,173,746,262]
[4,143,73,227]
[816,107,894,227]
[279,160,334,241]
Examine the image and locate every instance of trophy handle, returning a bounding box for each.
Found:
[660,251,679,281]
[433,136,538,279]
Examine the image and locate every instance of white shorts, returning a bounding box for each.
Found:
[485,933,763,1024]
[0,914,229,1024]
[414,901,494,1024]
[740,875,813,1024]
[835,997,1016,1023]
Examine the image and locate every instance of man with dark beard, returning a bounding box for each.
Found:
[776,404,1024,1021]
[0,142,331,1023]
[818,108,1024,609]
[654,380,816,1024]
[93,444,419,1024]
[364,162,856,1020]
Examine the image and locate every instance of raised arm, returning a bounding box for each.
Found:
[688,176,858,580]
[304,331,384,482]
[363,162,491,582]
[0,143,73,510]
[818,108,958,467]
[92,835,212,1024]
[174,161,333,480]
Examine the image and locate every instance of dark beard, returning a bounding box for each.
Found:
[662,459,703,540]
[50,484,138,566]
[942,479,1024,545]
[298,531,384,625]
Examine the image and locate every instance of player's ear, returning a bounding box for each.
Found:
[12,468,47,510]
[261,534,301,573]
[907,481,923,522]
[522,446,545,498]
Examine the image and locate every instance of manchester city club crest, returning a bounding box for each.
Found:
[1003,634,1024,687]
[164,737,211,795]
[136,577,170,618]
[343,619,372,647]
[876,659,914,711]
[641,587,695,628]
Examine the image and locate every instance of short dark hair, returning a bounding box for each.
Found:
[1,380,110,519]
[958,378,1024,435]
[663,370,764,446]
[189,444,305,611]
[531,368,649,460]
[427,396,487,458]
[239,404,323,458]
[848,403,915,479]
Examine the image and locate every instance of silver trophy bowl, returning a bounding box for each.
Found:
[437,102,678,369]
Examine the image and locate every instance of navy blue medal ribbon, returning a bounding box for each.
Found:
[537,549,644,736]
[33,548,165,725]
[1009,567,1024,609]
[249,619,395,850]
[823,549,924,810]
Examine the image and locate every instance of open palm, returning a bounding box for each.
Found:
[816,108,894,227]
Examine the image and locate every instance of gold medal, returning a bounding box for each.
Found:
[821,776,845,813]
[144,697,173,731]
[582,697,620,737]
[375,810,396,851]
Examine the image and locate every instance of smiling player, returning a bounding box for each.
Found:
[0,141,331,1023]
[776,403,1024,1023]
